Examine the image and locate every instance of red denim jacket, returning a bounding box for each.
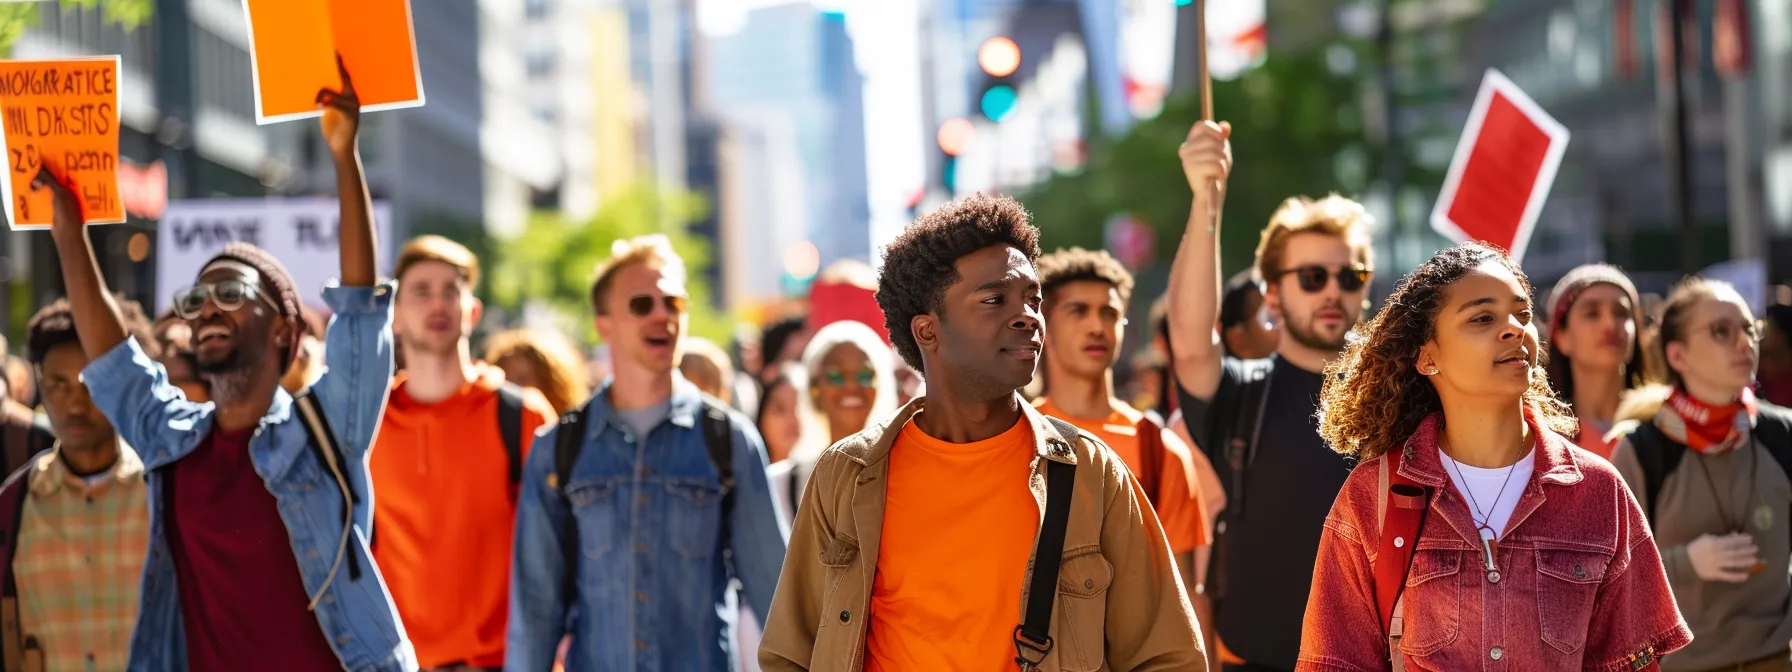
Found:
[1297,413,1692,671]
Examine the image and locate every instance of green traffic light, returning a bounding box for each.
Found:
[981,85,1018,121]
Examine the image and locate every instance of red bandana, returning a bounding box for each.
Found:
[1658,386,1758,454]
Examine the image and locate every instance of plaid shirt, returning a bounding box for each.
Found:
[14,445,149,672]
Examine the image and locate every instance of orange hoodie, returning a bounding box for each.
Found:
[370,362,556,669]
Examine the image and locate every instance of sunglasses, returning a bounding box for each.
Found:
[1278,265,1370,294]
[821,367,876,388]
[172,280,278,320]
[627,294,689,318]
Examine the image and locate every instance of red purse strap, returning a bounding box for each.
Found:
[1374,448,1430,636]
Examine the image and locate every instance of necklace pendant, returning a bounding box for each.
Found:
[1755,501,1774,531]
[1479,536,1499,572]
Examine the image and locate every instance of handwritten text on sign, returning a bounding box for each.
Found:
[0,56,125,229]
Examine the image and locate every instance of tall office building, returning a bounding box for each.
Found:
[710,3,871,268]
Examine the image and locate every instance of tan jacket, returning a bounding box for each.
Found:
[758,396,1206,672]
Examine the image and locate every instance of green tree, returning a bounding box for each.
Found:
[487,183,731,346]
[0,0,154,52]
[1021,52,1377,279]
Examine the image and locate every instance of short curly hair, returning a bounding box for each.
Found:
[1317,242,1575,461]
[1037,247,1134,306]
[876,194,1041,373]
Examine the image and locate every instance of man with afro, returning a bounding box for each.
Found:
[759,194,1205,671]
[40,61,416,670]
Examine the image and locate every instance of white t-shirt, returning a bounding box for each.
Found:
[1440,447,1536,541]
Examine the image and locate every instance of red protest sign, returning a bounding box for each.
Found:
[1429,69,1569,264]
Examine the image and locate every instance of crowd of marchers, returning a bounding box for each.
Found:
[0,71,1789,672]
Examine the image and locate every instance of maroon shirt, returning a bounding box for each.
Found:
[1297,412,1692,671]
[165,426,342,671]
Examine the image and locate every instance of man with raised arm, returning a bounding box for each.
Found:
[40,60,416,671]
[1166,121,1376,671]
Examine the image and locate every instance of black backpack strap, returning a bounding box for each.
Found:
[496,383,527,501]
[1753,405,1792,543]
[1014,418,1080,670]
[699,402,736,560]
[0,460,34,672]
[293,392,362,582]
[1223,359,1275,519]
[553,404,592,608]
[1625,420,1682,528]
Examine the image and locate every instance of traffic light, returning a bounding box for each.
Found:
[977,36,1020,122]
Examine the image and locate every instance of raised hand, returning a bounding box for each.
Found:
[317,53,361,161]
[32,164,84,243]
[1179,121,1232,198]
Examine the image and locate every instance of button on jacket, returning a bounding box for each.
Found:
[1297,412,1691,671]
[81,283,415,672]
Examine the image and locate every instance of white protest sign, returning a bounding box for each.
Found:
[156,198,394,312]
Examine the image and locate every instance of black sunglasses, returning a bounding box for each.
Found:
[1277,265,1370,294]
[627,294,689,318]
[172,280,278,320]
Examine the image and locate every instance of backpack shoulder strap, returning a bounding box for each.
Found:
[293,391,361,582]
[1373,447,1431,662]
[0,459,34,672]
[1625,420,1680,527]
[699,400,737,558]
[1222,358,1275,517]
[495,383,527,499]
[552,403,592,608]
[1135,413,1165,509]
[1014,419,1080,669]
[1753,405,1792,544]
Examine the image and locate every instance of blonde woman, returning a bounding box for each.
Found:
[768,320,898,523]
[485,327,590,416]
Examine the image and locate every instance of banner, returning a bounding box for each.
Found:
[1429,69,1570,265]
[155,198,394,312]
[0,56,124,229]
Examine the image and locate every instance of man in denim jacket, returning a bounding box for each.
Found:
[42,64,416,671]
[508,235,787,671]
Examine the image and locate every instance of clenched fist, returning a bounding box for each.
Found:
[1180,120,1232,197]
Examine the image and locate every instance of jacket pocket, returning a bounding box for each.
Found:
[566,479,618,559]
[667,479,723,559]
[1398,549,1461,657]
[1535,547,1608,653]
[1053,545,1113,672]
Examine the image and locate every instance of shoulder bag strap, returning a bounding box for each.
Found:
[1374,448,1430,666]
[1014,418,1080,670]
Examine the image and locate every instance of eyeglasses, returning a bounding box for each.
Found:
[172,280,278,320]
[1703,318,1764,345]
[821,367,876,388]
[627,294,689,318]
[1277,265,1370,294]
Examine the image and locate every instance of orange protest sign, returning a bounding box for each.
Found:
[244,0,424,125]
[0,56,124,229]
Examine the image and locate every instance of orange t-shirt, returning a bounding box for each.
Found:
[866,416,1039,671]
[1576,419,1617,460]
[370,362,556,668]
[1034,398,1209,552]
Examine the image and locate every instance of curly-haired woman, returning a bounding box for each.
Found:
[1296,243,1689,671]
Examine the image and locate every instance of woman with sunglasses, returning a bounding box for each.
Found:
[1298,243,1688,670]
[1544,264,1652,459]
[766,320,897,523]
[1607,278,1792,672]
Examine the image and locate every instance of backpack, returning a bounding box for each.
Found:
[1626,402,1792,543]
[1013,417,1083,671]
[550,398,736,605]
[1135,411,1167,509]
[1370,447,1433,671]
[0,417,51,480]
[1193,357,1275,602]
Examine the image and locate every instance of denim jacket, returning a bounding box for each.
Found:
[82,282,417,672]
[508,376,788,672]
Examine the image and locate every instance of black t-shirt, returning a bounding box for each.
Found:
[1178,356,1351,670]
